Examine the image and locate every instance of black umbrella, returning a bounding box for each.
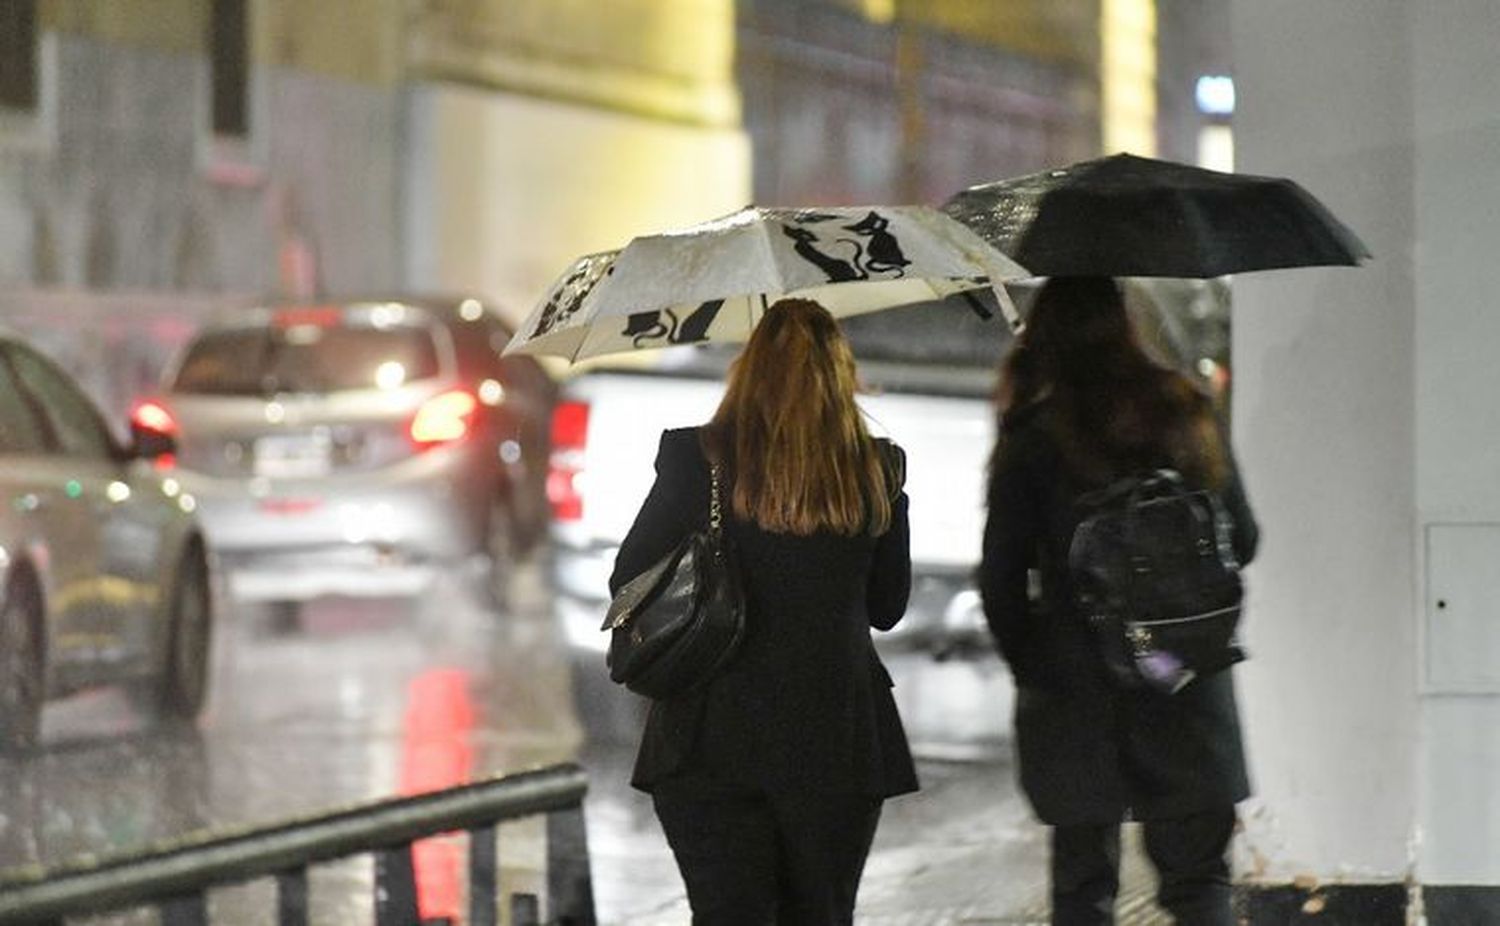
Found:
[941,153,1370,279]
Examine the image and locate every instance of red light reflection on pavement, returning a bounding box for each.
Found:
[399,668,477,923]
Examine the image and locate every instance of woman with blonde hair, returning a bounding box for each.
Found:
[610,297,917,924]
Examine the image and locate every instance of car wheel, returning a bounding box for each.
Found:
[483,497,515,613]
[159,549,213,723]
[0,576,43,753]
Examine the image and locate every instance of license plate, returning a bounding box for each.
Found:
[254,432,332,478]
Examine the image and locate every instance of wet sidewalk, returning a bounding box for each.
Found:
[586,749,1170,926]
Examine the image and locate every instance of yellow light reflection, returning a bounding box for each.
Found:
[459,298,484,321]
[1198,124,1234,172]
[1101,0,1157,156]
[284,324,324,345]
[51,576,158,614]
[859,0,896,24]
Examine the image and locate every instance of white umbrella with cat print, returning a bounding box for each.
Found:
[502,204,1031,363]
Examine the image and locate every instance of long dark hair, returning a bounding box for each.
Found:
[705,298,893,536]
[995,276,1227,487]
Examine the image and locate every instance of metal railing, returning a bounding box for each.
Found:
[0,763,595,926]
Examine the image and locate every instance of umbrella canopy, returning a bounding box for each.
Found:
[941,153,1371,279]
[504,205,1030,362]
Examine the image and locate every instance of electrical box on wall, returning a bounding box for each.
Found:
[1425,523,1500,693]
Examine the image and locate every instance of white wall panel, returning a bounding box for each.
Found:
[1231,0,1418,881]
[1234,0,1500,886]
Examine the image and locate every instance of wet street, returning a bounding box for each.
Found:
[0,559,1042,924]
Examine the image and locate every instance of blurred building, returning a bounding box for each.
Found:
[1155,0,1232,169]
[738,0,1100,206]
[0,0,1223,408]
[401,0,751,320]
[0,0,413,418]
[0,0,405,297]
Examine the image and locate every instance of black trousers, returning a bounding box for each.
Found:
[1051,807,1236,926]
[652,782,883,925]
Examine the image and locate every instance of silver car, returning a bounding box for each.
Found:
[0,331,211,752]
[154,298,554,625]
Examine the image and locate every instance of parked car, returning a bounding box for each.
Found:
[145,297,555,624]
[0,330,211,752]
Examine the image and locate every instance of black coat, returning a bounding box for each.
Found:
[610,428,919,798]
[979,405,1260,826]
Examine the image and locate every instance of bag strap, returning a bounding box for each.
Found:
[709,462,723,536]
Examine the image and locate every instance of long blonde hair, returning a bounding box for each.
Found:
[706,298,893,536]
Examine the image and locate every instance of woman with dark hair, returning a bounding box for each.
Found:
[610,298,917,923]
[980,276,1259,925]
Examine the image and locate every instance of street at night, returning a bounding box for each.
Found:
[2,2,1490,922]
[0,563,1059,924]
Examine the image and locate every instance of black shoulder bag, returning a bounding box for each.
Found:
[602,462,746,700]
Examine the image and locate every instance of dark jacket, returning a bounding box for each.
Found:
[610,427,918,798]
[979,403,1260,826]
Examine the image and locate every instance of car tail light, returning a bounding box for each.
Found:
[130,399,179,470]
[273,305,343,328]
[548,400,589,521]
[410,390,478,446]
[258,497,324,515]
[130,399,178,437]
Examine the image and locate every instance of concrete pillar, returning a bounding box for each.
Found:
[1232,1,1499,920]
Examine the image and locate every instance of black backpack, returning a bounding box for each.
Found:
[1068,469,1245,694]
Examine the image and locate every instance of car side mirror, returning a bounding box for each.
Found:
[131,421,177,460]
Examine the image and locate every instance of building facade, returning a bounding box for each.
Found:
[0,0,1211,400]
[0,0,404,298]
[0,0,1128,320]
[0,0,409,415]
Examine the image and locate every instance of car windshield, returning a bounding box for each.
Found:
[171,322,442,395]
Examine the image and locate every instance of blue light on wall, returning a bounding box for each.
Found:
[1195,75,1235,116]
